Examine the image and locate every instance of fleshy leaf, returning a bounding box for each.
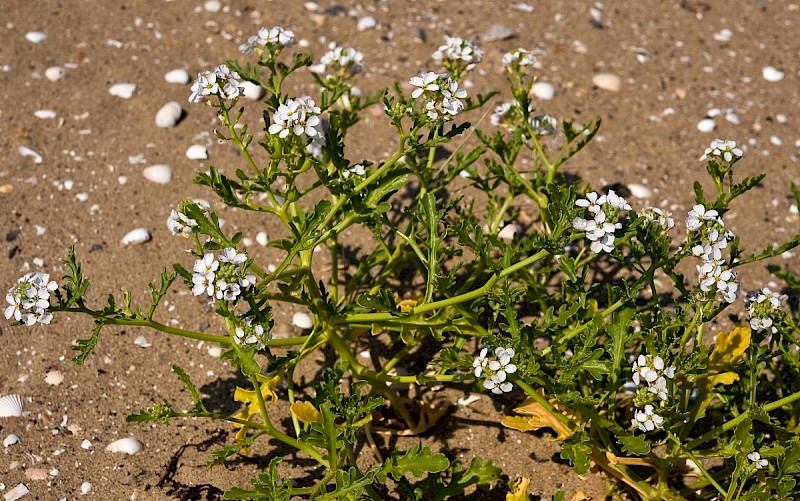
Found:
[707,326,751,370]
[506,477,531,501]
[503,398,573,441]
[290,400,323,424]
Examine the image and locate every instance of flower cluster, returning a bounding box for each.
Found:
[642,207,675,232]
[744,287,787,333]
[474,347,517,394]
[502,48,537,72]
[632,404,665,433]
[699,139,743,163]
[240,26,296,56]
[167,200,211,237]
[572,190,632,253]
[311,42,364,80]
[188,64,243,104]
[528,113,557,137]
[191,248,256,302]
[686,204,739,303]
[409,72,467,122]
[632,354,676,401]
[341,164,366,180]
[268,97,325,143]
[432,36,483,76]
[233,318,269,350]
[5,272,58,325]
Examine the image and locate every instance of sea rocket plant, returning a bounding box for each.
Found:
[4,272,57,325]
[240,26,296,57]
[744,287,787,333]
[408,71,467,122]
[474,347,517,394]
[572,190,631,253]
[188,64,243,104]
[432,35,483,78]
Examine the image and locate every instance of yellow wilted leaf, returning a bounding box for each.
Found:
[506,477,530,501]
[707,372,740,386]
[501,416,538,432]
[707,327,751,370]
[690,371,741,421]
[290,401,323,424]
[503,398,573,441]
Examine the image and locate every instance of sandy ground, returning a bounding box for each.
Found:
[1,0,799,499]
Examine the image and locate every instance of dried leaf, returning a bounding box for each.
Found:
[506,476,530,501]
[290,401,323,424]
[503,398,573,441]
[501,416,538,432]
[707,327,751,370]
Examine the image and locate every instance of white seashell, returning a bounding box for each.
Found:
[498,223,520,241]
[121,228,151,246]
[81,439,92,449]
[531,82,555,100]
[134,335,151,348]
[4,484,29,501]
[724,111,740,125]
[482,23,515,42]
[592,73,622,92]
[762,66,784,82]
[3,434,20,447]
[34,109,57,119]
[292,312,314,329]
[457,394,481,406]
[44,370,64,386]
[25,32,47,43]
[304,2,319,11]
[0,394,24,417]
[108,83,136,99]
[81,481,92,494]
[105,437,143,455]
[770,135,782,146]
[697,118,716,133]
[357,16,377,31]
[511,2,534,13]
[207,346,222,357]
[155,101,183,128]
[44,66,66,82]
[186,144,208,160]
[164,68,190,84]
[204,0,221,12]
[240,80,265,101]
[627,183,653,199]
[142,164,173,184]
[256,231,268,246]
[19,146,43,164]
[713,28,732,42]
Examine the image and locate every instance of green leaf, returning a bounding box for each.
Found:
[606,307,634,383]
[561,435,592,475]
[379,444,449,482]
[172,364,207,413]
[126,401,175,425]
[223,457,291,500]
[208,434,257,468]
[70,323,102,366]
[617,433,651,456]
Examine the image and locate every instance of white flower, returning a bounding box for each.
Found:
[409,72,440,99]
[488,347,517,381]
[241,26,296,54]
[410,72,467,122]
[643,207,675,231]
[632,354,675,401]
[233,320,268,350]
[473,347,490,377]
[188,70,218,103]
[194,253,219,275]
[342,164,366,179]
[528,114,557,136]
[5,272,58,326]
[268,97,325,141]
[238,271,257,289]
[700,139,743,162]
[686,204,719,232]
[316,42,364,77]
[605,190,632,211]
[483,373,513,394]
[191,272,215,297]
[433,36,483,71]
[632,404,665,433]
[589,233,615,253]
[747,451,768,469]
[215,280,241,301]
[502,48,537,69]
[576,192,607,213]
[219,247,247,265]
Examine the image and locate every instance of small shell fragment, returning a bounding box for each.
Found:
[155,101,183,128]
[108,83,136,99]
[762,66,784,82]
[121,228,151,246]
[4,484,29,501]
[19,146,43,164]
[697,118,716,133]
[0,394,24,418]
[357,16,377,31]
[164,68,190,84]
[627,183,653,199]
[531,82,555,100]
[105,437,143,455]
[292,312,313,329]
[3,434,20,447]
[134,335,151,348]
[142,164,173,184]
[44,66,66,82]
[457,394,481,406]
[240,80,265,101]
[25,32,47,43]
[186,144,208,160]
[498,223,520,241]
[34,109,57,119]
[81,481,92,494]
[592,73,622,92]
[44,370,64,386]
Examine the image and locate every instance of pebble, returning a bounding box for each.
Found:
[164,68,190,84]
[25,32,47,43]
[531,82,555,100]
[134,335,152,348]
[240,80,265,100]
[357,16,377,31]
[142,164,173,184]
[186,144,208,160]
[25,468,48,481]
[256,231,268,246]
[457,395,481,406]
[762,66,784,82]
[304,1,319,11]
[108,83,136,99]
[3,434,20,447]
[34,109,57,119]
[627,183,653,199]
[81,439,92,449]
[725,111,740,125]
[155,101,183,128]
[4,484,29,501]
[511,3,534,13]
[44,66,66,82]
[770,135,782,146]
[697,118,716,133]
[105,437,143,455]
[121,228,151,246]
[482,23,515,42]
[713,28,733,42]
[208,346,222,357]
[498,223,520,241]
[292,312,313,329]
[592,73,622,92]
[81,482,92,494]
[203,0,221,12]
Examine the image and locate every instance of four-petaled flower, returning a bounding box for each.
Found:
[747,451,768,470]
[632,404,665,432]
[5,272,58,326]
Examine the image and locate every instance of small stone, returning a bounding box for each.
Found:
[121,228,151,246]
[240,80,265,101]
[412,27,426,42]
[762,66,784,82]
[25,32,47,43]
[713,28,732,42]
[770,135,782,146]
[304,1,319,11]
[155,101,183,128]
[44,66,65,82]
[25,468,48,481]
[3,434,20,447]
[207,346,222,357]
[510,3,534,13]
[81,481,92,494]
[531,82,555,100]
[292,312,313,329]
[186,144,208,160]
[357,16,377,31]
[697,118,716,133]
[725,111,740,125]
[81,439,92,449]
[4,483,29,501]
[108,83,136,99]
[164,68,190,84]
[592,73,621,92]
[34,109,57,119]
[482,23,515,42]
[627,183,653,199]
[256,231,268,246]
[203,0,221,12]
[134,335,151,348]
[142,164,172,184]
